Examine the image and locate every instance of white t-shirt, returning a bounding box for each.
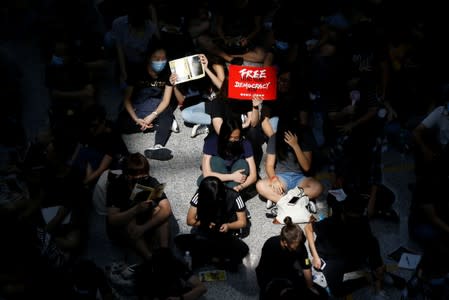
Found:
[421,105,449,145]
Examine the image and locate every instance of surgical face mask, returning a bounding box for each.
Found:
[151,60,167,73]
[51,55,64,66]
[275,40,289,51]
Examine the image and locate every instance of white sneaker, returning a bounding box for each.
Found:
[191,124,209,138]
[266,199,275,209]
[171,119,180,133]
[312,268,328,288]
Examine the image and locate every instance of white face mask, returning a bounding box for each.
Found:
[151,60,167,73]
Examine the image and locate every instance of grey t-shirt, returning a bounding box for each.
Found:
[266,128,317,173]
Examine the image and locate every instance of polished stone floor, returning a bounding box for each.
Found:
[1,35,421,300]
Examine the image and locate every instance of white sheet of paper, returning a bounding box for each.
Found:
[41,205,71,224]
[328,188,347,201]
[398,252,422,270]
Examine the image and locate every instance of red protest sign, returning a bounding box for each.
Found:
[228,65,277,100]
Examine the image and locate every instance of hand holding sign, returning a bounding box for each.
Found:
[228,65,277,100]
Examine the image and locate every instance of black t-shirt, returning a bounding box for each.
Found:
[256,235,311,290]
[190,186,245,225]
[312,214,374,262]
[126,64,173,118]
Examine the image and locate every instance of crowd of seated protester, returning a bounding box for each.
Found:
[2,0,449,299]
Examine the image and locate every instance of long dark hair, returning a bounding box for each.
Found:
[217,117,244,159]
[275,115,302,162]
[196,176,227,230]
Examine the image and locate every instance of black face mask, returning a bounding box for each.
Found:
[225,140,243,158]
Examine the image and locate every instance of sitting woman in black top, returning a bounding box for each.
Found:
[175,176,249,272]
[197,117,258,198]
[256,216,327,300]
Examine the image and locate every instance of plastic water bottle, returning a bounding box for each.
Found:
[184,251,192,269]
[315,196,329,221]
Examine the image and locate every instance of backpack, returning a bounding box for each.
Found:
[275,187,317,224]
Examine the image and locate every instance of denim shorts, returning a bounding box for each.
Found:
[277,172,306,191]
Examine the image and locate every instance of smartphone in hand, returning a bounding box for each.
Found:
[313,258,326,271]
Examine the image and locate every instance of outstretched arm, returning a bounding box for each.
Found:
[304,223,322,270]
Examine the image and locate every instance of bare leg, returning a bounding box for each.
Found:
[256,178,284,203]
[299,177,324,199]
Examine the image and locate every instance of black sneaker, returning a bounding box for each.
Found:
[144,145,173,161]
[240,184,258,201]
[265,207,278,219]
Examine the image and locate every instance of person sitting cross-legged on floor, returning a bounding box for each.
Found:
[175,176,249,272]
[197,116,258,200]
[256,115,323,209]
[106,152,172,260]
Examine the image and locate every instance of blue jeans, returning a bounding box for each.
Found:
[182,102,211,125]
[277,171,306,191]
